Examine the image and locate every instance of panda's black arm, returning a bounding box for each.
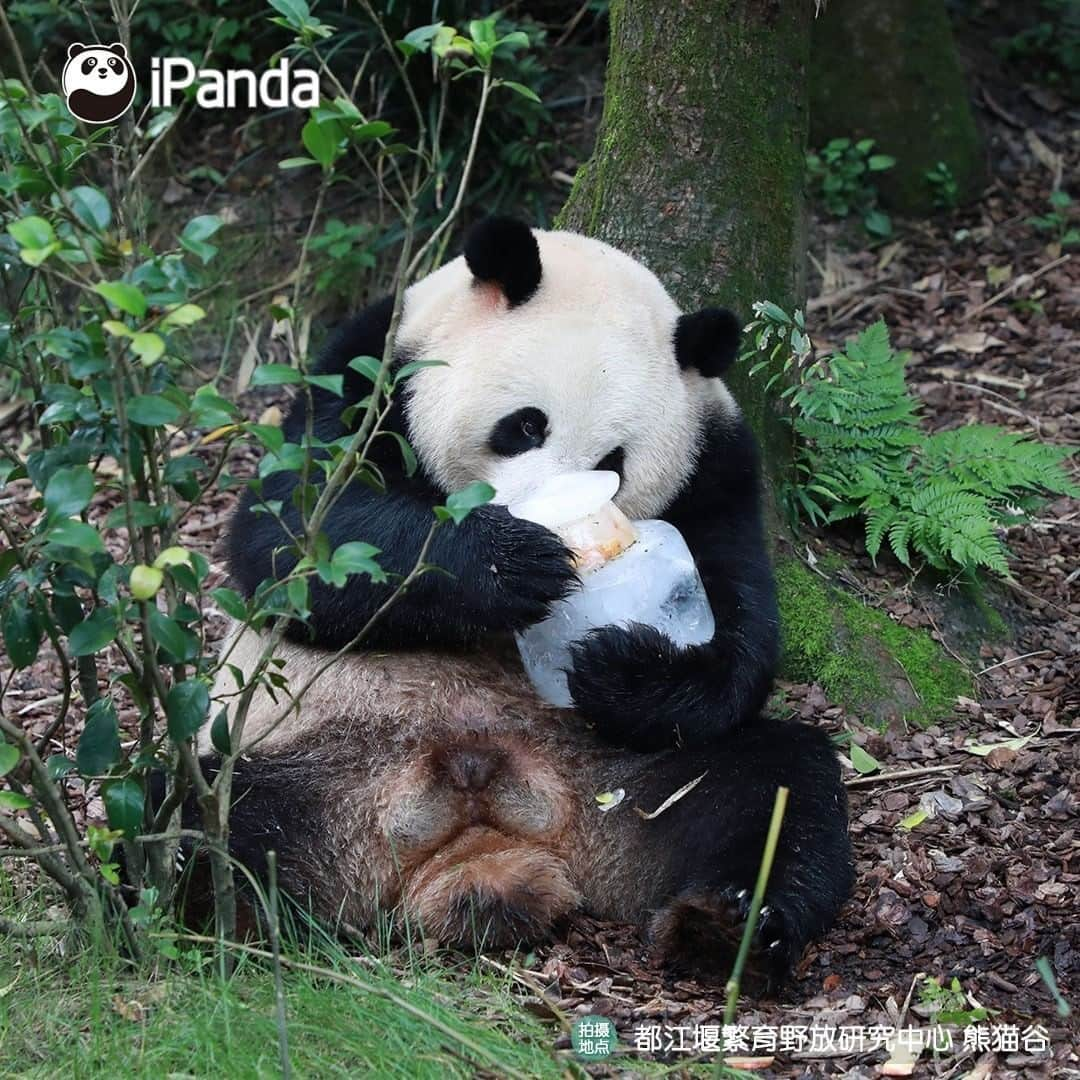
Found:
[228,474,576,650]
[226,301,576,650]
[566,416,779,750]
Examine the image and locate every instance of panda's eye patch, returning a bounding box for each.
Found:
[108,57,122,70]
[82,57,98,73]
[488,407,548,457]
[595,446,625,478]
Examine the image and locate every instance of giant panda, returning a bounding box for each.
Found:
[205,217,852,987]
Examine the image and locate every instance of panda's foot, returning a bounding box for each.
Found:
[405,830,579,950]
[649,886,797,993]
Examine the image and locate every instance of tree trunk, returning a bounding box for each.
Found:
[557,0,813,470]
[558,0,973,725]
[810,0,985,214]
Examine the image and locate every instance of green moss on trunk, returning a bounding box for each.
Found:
[810,0,985,214]
[776,560,972,727]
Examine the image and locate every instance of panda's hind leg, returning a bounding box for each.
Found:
[649,885,797,993]
[632,718,852,991]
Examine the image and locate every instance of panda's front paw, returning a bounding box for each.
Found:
[567,624,693,750]
[486,511,578,630]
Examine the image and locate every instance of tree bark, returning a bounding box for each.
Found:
[558,0,973,725]
[557,0,813,471]
[809,0,985,214]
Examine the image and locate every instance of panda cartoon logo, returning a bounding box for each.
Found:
[62,43,137,124]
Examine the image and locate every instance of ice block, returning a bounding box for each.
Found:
[510,472,715,708]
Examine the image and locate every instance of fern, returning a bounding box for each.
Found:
[741,305,1079,579]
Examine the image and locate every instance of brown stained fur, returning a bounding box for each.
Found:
[209,626,677,941]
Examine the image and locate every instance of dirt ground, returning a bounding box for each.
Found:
[2,17,1079,1080]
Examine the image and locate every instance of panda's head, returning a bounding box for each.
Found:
[396,217,743,519]
[62,43,136,124]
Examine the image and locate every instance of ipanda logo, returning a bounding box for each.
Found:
[62,43,137,124]
[62,40,319,124]
[149,57,319,109]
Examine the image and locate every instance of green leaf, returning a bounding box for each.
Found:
[331,541,386,583]
[301,117,341,171]
[69,608,117,656]
[0,742,20,778]
[47,754,76,780]
[44,464,94,518]
[279,157,318,169]
[210,708,232,755]
[440,481,495,524]
[166,679,210,742]
[76,697,120,775]
[103,777,144,838]
[160,303,205,329]
[211,587,247,620]
[2,594,41,670]
[130,332,165,365]
[94,281,147,318]
[305,373,344,396]
[0,792,32,811]
[45,519,105,554]
[148,608,196,662]
[267,0,310,27]
[397,21,443,57]
[127,395,182,426]
[899,807,929,831]
[850,743,881,775]
[180,214,222,264]
[868,154,897,171]
[251,363,303,387]
[863,209,892,238]
[69,186,111,231]
[501,80,541,104]
[352,120,393,140]
[7,214,55,249]
[348,355,383,383]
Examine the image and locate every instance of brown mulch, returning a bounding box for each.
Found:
[3,65,1079,1080]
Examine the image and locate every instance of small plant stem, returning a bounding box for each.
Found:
[267,851,292,1079]
[722,786,789,1028]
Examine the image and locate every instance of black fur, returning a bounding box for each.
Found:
[463,215,542,306]
[567,416,777,750]
[675,307,743,377]
[227,297,577,650]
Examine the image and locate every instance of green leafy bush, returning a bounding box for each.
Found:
[924,161,960,211]
[805,137,896,238]
[0,5,517,956]
[997,0,1080,101]
[1027,190,1080,248]
[743,304,1078,578]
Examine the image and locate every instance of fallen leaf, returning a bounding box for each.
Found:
[634,771,707,820]
[933,333,1006,355]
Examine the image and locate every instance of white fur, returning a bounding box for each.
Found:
[397,229,738,519]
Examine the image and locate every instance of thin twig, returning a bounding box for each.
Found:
[845,762,961,787]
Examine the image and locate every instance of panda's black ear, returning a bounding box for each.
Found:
[108,43,128,58]
[675,307,743,378]
[68,43,88,59]
[464,216,542,307]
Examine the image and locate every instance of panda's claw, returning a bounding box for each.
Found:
[649,884,798,992]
